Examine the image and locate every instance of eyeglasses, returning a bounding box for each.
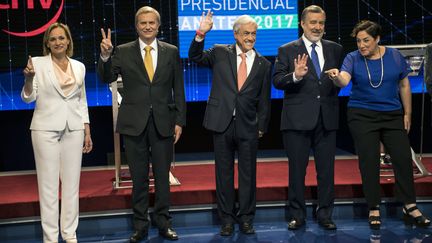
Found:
[239,31,257,37]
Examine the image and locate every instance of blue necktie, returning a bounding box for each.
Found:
[311,43,321,77]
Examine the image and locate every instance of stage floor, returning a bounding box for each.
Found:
[2,203,432,242]
[1,156,432,220]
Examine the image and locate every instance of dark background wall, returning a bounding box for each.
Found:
[1,0,432,171]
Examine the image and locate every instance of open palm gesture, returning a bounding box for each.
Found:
[294,54,309,79]
[198,10,213,34]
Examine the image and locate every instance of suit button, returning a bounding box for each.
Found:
[317,95,320,99]
[318,81,322,85]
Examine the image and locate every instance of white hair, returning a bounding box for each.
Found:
[233,15,257,32]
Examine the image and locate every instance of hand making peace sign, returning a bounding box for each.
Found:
[100,28,113,59]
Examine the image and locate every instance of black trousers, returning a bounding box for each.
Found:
[213,118,258,225]
[347,108,416,208]
[282,112,336,222]
[123,114,173,231]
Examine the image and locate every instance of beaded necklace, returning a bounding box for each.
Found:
[363,47,384,88]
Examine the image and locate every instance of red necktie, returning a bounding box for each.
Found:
[237,53,247,91]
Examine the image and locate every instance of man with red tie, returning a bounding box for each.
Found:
[189,11,272,236]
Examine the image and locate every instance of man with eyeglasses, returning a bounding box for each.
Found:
[273,5,344,230]
[189,11,271,236]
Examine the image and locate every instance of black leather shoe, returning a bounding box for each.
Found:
[159,227,179,240]
[220,223,234,236]
[288,219,305,230]
[240,222,255,234]
[129,230,148,243]
[318,219,337,230]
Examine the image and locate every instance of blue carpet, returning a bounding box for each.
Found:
[1,203,432,242]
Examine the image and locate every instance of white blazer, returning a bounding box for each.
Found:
[21,54,90,131]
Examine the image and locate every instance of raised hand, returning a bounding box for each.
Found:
[23,55,35,79]
[100,28,113,58]
[198,10,213,34]
[294,54,308,79]
[324,68,340,80]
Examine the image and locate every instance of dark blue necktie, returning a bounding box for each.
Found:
[311,43,321,77]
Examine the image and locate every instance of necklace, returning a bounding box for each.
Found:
[363,47,384,88]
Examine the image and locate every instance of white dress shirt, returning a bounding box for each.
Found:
[139,38,158,72]
[293,35,325,82]
[235,44,255,76]
[100,38,158,72]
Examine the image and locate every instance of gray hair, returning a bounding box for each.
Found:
[135,6,161,25]
[301,5,326,22]
[233,15,257,33]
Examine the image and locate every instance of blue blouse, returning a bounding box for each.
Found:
[341,47,410,111]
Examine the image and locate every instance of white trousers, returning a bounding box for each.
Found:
[32,127,84,243]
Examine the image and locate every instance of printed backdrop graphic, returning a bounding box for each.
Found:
[0,0,429,111]
[177,0,299,58]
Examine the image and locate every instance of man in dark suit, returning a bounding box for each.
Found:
[189,12,271,236]
[273,5,344,230]
[98,6,185,242]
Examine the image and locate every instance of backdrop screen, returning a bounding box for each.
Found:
[0,0,427,111]
[177,0,299,58]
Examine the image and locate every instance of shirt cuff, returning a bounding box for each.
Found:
[195,35,204,42]
[293,73,302,83]
[100,54,109,62]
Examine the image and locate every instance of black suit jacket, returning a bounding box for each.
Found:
[273,38,344,131]
[189,39,271,139]
[98,39,186,137]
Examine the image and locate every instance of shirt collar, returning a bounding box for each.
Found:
[139,38,158,52]
[235,44,255,58]
[301,35,322,49]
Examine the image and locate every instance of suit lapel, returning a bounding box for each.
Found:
[239,50,262,92]
[153,40,166,84]
[46,54,67,98]
[132,40,151,84]
[228,45,238,90]
[299,38,320,79]
[321,40,331,75]
[67,59,82,97]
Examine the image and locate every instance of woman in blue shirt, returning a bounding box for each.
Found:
[326,20,430,229]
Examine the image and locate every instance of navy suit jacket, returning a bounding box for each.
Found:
[273,38,344,131]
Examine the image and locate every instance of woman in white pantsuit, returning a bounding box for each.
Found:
[21,23,92,243]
